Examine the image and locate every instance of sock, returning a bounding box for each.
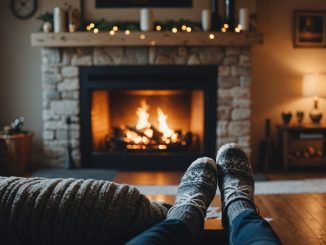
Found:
[227,200,255,222]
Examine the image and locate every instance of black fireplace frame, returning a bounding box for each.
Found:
[80,66,217,170]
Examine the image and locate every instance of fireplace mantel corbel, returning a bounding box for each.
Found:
[31,32,263,48]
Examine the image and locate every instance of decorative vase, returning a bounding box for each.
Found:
[53,7,66,33]
[224,0,235,30]
[239,8,249,31]
[201,9,212,31]
[140,8,153,31]
[43,22,52,33]
[296,111,304,125]
[281,111,292,125]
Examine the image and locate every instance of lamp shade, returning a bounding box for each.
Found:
[302,73,326,98]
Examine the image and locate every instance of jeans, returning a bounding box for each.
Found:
[126,209,282,245]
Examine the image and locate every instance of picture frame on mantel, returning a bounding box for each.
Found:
[293,10,326,48]
[96,0,193,8]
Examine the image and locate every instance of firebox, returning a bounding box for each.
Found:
[80,66,217,170]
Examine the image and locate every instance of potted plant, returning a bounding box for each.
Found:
[0,117,33,176]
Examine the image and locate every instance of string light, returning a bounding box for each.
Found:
[140,34,146,40]
[235,27,241,33]
[89,23,95,29]
[172,27,178,33]
[150,40,156,45]
[109,30,115,35]
[181,25,187,31]
[209,34,215,39]
[186,27,192,32]
[156,25,162,31]
[93,28,99,33]
[113,26,119,32]
[223,23,229,29]
[125,30,130,35]
[86,25,92,31]
[221,27,227,32]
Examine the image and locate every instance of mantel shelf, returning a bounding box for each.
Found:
[31,31,263,47]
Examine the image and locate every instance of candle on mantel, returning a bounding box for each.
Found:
[239,8,249,31]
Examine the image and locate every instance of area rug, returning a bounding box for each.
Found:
[32,168,117,181]
[134,178,326,195]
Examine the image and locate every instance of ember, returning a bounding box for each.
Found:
[106,100,196,152]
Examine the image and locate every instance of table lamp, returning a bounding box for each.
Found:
[302,73,326,124]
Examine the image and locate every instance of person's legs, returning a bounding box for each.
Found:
[126,157,218,245]
[216,143,282,245]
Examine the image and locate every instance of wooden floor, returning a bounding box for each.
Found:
[114,171,326,245]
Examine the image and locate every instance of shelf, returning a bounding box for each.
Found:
[31,31,263,47]
[288,157,326,167]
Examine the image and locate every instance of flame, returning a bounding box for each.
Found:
[136,100,151,130]
[157,107,174,138]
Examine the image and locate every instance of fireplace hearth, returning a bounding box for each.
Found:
[80,66,217,170]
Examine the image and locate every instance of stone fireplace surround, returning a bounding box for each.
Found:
[41,45,251,168]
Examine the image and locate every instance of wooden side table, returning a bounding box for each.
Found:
[276,125,326,171]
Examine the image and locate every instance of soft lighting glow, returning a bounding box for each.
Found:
[140,34,146,39]
[224,23,229,29]
[86,25,92,31]
[89,23,95,29]
[181,25,187,31]
[125,30,130,35]
[302,73,326,98]
[156,25,162,31]
[172,27,178,33]
[235,27,241,33]
[150,40,156,45]
[186,27,192,32]
[93,28,99,33]
[113,26,118,31]
[109,30,115,35]
[238,24,242,30]
[209,33,215,39]
[221,27,227,32]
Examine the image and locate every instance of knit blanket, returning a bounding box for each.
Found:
[0,177,168,245]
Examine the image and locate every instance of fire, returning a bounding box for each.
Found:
[136,100,151,130]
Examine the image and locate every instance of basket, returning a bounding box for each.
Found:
[0,133,33,176]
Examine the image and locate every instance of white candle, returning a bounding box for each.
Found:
[54,7,66,33]
[140,8,154,32]
[201,9,211,31]
[239,8,249,31]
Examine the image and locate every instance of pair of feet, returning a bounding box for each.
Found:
[167,143,256,234]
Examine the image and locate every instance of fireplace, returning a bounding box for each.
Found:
[80,66,217,170]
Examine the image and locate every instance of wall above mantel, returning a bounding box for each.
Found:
[31,32,263,47]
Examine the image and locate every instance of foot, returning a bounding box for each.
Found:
[216,143,256,227]
[167,157,217,239]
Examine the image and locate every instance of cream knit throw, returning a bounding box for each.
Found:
[0,177,168,245]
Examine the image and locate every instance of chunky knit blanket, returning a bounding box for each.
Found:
[0,176,168,245]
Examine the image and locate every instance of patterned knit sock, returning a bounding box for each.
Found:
[167,157,217,241]
[216,143,256,228]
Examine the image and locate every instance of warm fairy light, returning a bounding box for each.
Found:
[113,26,118,31]
[86,25,92,31]
[223,23,229,29]
[140,34,146,39]
[156,25,162,31]
[93,28,99,33]
[238,24,242,30]
[221,27,227,32]
[150,40,156,45]
[186,27,192,32]
[235,27,241,33]
[136,100,151,130]
[209,33,215,39]
[90,23,95,29]
[109,30,115,35]
[125,30,130,35]
[172,27,178,33]
[181,25,187,31]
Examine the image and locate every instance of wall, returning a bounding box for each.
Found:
[252,0,326,166]
[1,0,326,168]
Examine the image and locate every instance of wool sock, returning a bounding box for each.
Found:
[227,200,255,222]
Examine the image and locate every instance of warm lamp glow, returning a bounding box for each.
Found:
[302,73,326,98]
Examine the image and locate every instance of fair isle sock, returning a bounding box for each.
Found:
[227,200,255,222]
[167,204,204,240]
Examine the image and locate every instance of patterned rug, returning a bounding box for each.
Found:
[134,178,326,195]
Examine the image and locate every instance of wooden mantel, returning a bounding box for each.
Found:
[31,32,263,47]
